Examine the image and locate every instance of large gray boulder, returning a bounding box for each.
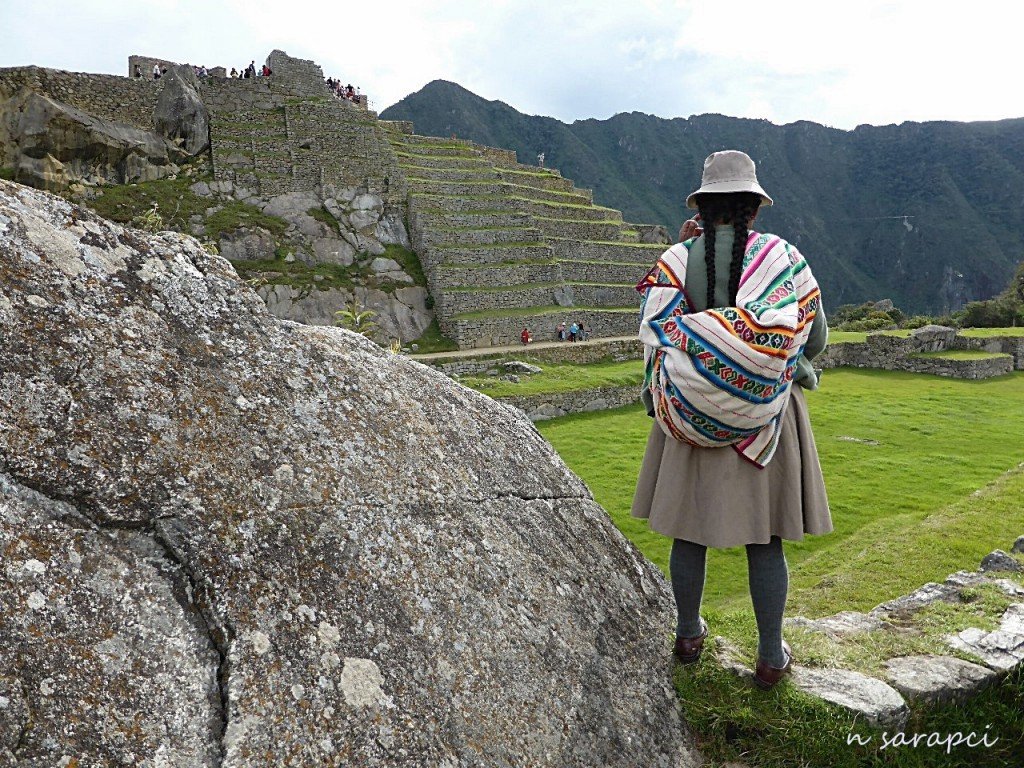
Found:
[0,90,186,190]
[154,64,210,155]
[0,178,699,767]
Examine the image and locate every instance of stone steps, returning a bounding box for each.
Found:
[441,307,640,349]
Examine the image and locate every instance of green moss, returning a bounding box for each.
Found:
[306,205,341,231]
[229,258,370,292]
[408,318,459,353]
[0,167,15,181]
[382,244,427,287]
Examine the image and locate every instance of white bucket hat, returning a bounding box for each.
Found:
[685,150,773,209]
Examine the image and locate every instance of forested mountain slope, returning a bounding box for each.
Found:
[383,81,1024,313]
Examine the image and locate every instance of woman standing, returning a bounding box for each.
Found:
[631,150,832,689]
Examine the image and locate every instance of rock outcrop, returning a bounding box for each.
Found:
[0,178,699,766]
[0,90,186,189]
[153,64,210,155]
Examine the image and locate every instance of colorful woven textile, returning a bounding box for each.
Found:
[636,231,820,467]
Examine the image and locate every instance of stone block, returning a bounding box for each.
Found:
[883,654,996,703]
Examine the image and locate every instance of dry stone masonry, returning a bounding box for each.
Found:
[386,127,668,349]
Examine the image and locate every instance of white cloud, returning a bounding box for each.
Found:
[1,0,1021,128]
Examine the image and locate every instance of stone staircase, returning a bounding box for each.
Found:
[384,127,667,349]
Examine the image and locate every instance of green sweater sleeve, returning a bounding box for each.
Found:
[794,302,828,389]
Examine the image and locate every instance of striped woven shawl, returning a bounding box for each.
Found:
[636,231,820,467]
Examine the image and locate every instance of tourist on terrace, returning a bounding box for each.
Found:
[632,150,831,691]
[521,327,533,345]
[262,64,272,77]
[578,321,587,341]
[152,63,161,80]
[556,321,566,341]
[134,64,142,78]
[230,67,238,78]
[569,321,579,342]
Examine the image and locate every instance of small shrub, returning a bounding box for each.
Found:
[131,204,165,233]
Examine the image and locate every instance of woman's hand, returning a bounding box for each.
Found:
[678,216,703,242]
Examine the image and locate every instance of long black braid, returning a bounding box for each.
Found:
[695,192,762,306]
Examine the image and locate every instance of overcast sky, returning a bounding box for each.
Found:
[1,0,1018,129]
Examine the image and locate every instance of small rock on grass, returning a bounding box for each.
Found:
[980,550,1023,573]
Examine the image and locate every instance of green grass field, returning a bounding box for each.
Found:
[536,367,1024,766]
[537,369,1024,614]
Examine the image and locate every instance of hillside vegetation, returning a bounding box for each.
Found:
[382,81,1024,315]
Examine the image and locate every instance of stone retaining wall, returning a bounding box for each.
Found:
[548,238,663,264]
[421,338,643,376]
[0,65,161,131]
[953,335,1024,370]
[433,262,563,289]
[562,261,647,284]
[568,284,640,308]
[438,285,566,315]
[501,385,642,421]
[445,311,638,348]
[817,329,1017,379]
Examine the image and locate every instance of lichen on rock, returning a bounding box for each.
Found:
[0,178,698,766]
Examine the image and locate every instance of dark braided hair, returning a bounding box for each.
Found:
[694,192,762,306]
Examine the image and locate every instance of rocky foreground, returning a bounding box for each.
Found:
[0,179,700,767]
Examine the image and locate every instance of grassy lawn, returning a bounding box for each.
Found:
[536,369,1024,613]
[535,367,1024,765]
[960,327,1024,337]
[462,359,642,397]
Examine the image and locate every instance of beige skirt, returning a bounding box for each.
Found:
[630,386,833,548]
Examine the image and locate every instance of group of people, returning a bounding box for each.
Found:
[556,321,587,342]
[134,60,270,80]
[517,321,588,345]
[326,78,360,103]
[231,61,271,79]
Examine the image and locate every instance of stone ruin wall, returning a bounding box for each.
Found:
[0,65,161,132]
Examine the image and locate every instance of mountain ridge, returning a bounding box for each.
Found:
[382,81,1024,314]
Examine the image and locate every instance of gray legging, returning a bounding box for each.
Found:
[671,536,789,668]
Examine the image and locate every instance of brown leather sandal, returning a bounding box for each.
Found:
[754,640,794,689]
[673,618,708,665]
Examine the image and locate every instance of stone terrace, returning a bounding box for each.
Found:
[201,51,405,205]
[383,125,667,349]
